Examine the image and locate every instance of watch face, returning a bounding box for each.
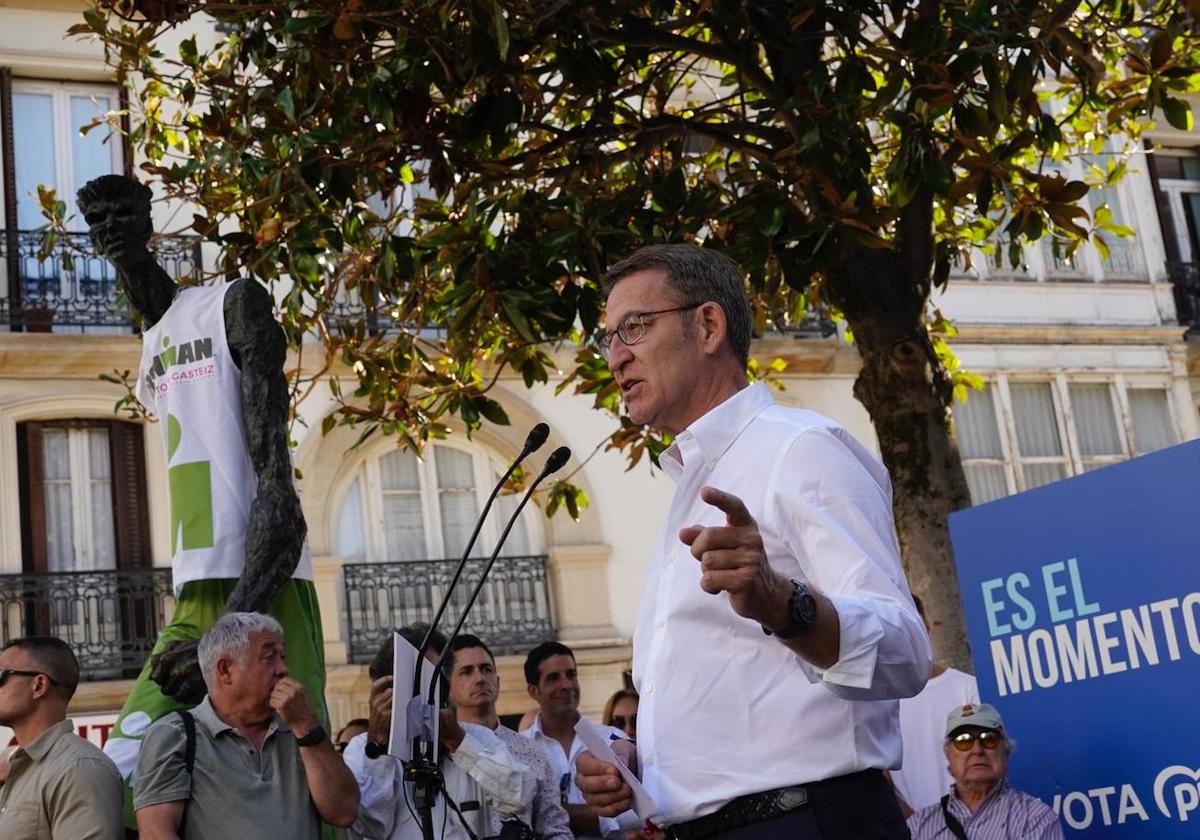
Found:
[791,583,817,628]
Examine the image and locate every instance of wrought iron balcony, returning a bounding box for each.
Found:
[0,568,175,680]
[342,554,555,663]
[0,230,201,331]
[1167,261,1200,336]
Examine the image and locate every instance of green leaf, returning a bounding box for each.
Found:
[490,0,510,60]
[1163,98,1193,132]
[179,36,199,67]
[277,88,296,122]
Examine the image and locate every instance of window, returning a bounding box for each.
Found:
[17,419,150,573]
[954,376,1179,504]
[333,442,541,563]
[4,79,124,330]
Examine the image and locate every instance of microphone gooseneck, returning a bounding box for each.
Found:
[430,446,572,708]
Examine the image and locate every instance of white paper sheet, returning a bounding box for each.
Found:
[574,717,659,820]
[388,630,440,761]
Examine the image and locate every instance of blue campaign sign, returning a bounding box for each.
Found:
[949,439,1200,837]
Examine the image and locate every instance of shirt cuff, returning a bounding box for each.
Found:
[795,592,883,689]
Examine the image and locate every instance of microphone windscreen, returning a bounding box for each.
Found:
[524,423,550,455]
[543,446,571,475]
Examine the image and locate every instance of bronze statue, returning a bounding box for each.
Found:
[78,175,325,789]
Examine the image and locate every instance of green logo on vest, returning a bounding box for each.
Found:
[167,413,214,553]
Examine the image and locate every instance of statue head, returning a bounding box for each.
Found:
[77,175,176,326]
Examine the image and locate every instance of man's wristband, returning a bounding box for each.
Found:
[295,724,327,747]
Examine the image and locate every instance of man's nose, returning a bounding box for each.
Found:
[605,338,633,370]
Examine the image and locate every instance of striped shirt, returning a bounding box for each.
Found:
[907,780,1064,839]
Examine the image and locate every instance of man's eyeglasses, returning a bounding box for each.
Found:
[949,730,1003,752]
[0,668,58,687]
[610,714,636,732]
[598,304,701,358]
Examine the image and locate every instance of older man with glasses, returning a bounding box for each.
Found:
[906,703,1062,839]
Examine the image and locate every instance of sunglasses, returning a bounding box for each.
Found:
[610,714,636,731]
[0,668,58,687]
[950,730,1003,752]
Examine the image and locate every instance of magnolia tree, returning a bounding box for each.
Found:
[74,0,1200,668]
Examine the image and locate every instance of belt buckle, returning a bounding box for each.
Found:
[774,786,809,812]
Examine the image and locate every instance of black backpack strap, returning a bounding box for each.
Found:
[940,794,969,840]
[175,710,196,837]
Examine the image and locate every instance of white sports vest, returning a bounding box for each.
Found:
[136,283,312,591]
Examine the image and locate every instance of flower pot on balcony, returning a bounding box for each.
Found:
[22,305,54,332]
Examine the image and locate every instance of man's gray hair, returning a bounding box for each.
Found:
[602,243,753,367]
[198,612,283,689]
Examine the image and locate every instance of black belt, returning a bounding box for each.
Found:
[665,785,810,840]
[664,770,878,840]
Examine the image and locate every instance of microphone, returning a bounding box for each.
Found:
[408,422,549,720]
[431,446,571,706]
[413,423,549,667]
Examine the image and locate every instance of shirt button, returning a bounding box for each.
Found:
[644,683,654,694]
[655,618,666,628]
[645,755,656,766]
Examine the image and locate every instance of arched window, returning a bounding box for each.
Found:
[332,442,542,563]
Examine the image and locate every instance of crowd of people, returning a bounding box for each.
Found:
[0,244,1068,839]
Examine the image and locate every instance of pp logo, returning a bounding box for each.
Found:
[1154,765,1200,822]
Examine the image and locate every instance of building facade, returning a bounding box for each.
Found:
[1,4,1197,753]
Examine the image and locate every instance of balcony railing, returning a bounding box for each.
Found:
[1,230,201,331]
[342,554,555,663]
[1167,261,1200,335]
[0,568,175,680]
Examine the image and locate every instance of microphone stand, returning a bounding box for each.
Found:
[407,425,550,840]
[428,446,572,713]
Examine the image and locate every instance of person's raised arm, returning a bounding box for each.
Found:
[443,713,536,815]
[271,676,359,827]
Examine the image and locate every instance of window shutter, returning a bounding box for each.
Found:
[110,420,151,568]
[17,422,48,572]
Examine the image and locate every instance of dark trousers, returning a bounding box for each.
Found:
[708,770,910,840]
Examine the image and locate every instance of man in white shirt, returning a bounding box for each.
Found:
[891,595,979,814]
[443,634,571,839]
[344,631,537,839]
[577,244,932,839]
[521,643,633,838]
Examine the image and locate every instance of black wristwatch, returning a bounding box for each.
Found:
[763,579,818,639]
[364,739,388,759]
[295,724,327,747]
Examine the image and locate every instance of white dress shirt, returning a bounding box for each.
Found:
[344,724,536,840]
[633,382,932,825]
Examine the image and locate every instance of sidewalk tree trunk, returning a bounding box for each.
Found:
[80,0,1200,668]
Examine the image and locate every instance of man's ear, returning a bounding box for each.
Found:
[31,673,54,701]
[215,654,235,685]
[526,683,539,703]
[696,301,728,356]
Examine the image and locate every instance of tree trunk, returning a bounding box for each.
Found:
[829,246,975,672]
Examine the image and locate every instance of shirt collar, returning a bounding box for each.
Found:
[193,694,289,739]
[951,777,1011,810]
[18,718,74,761]
[661,382,773,480]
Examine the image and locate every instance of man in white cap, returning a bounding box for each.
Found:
[906,703,1062,839]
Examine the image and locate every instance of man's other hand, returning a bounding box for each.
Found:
[679,486,791,629]
[270,676,319,733]
[576,749,634,817]
[366,676,393,747]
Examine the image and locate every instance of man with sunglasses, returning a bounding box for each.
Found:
[576,244,931,839]
[0,637,124,839]
[907,703,1062,839]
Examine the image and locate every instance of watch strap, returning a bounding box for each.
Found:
[295,724,327,747]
